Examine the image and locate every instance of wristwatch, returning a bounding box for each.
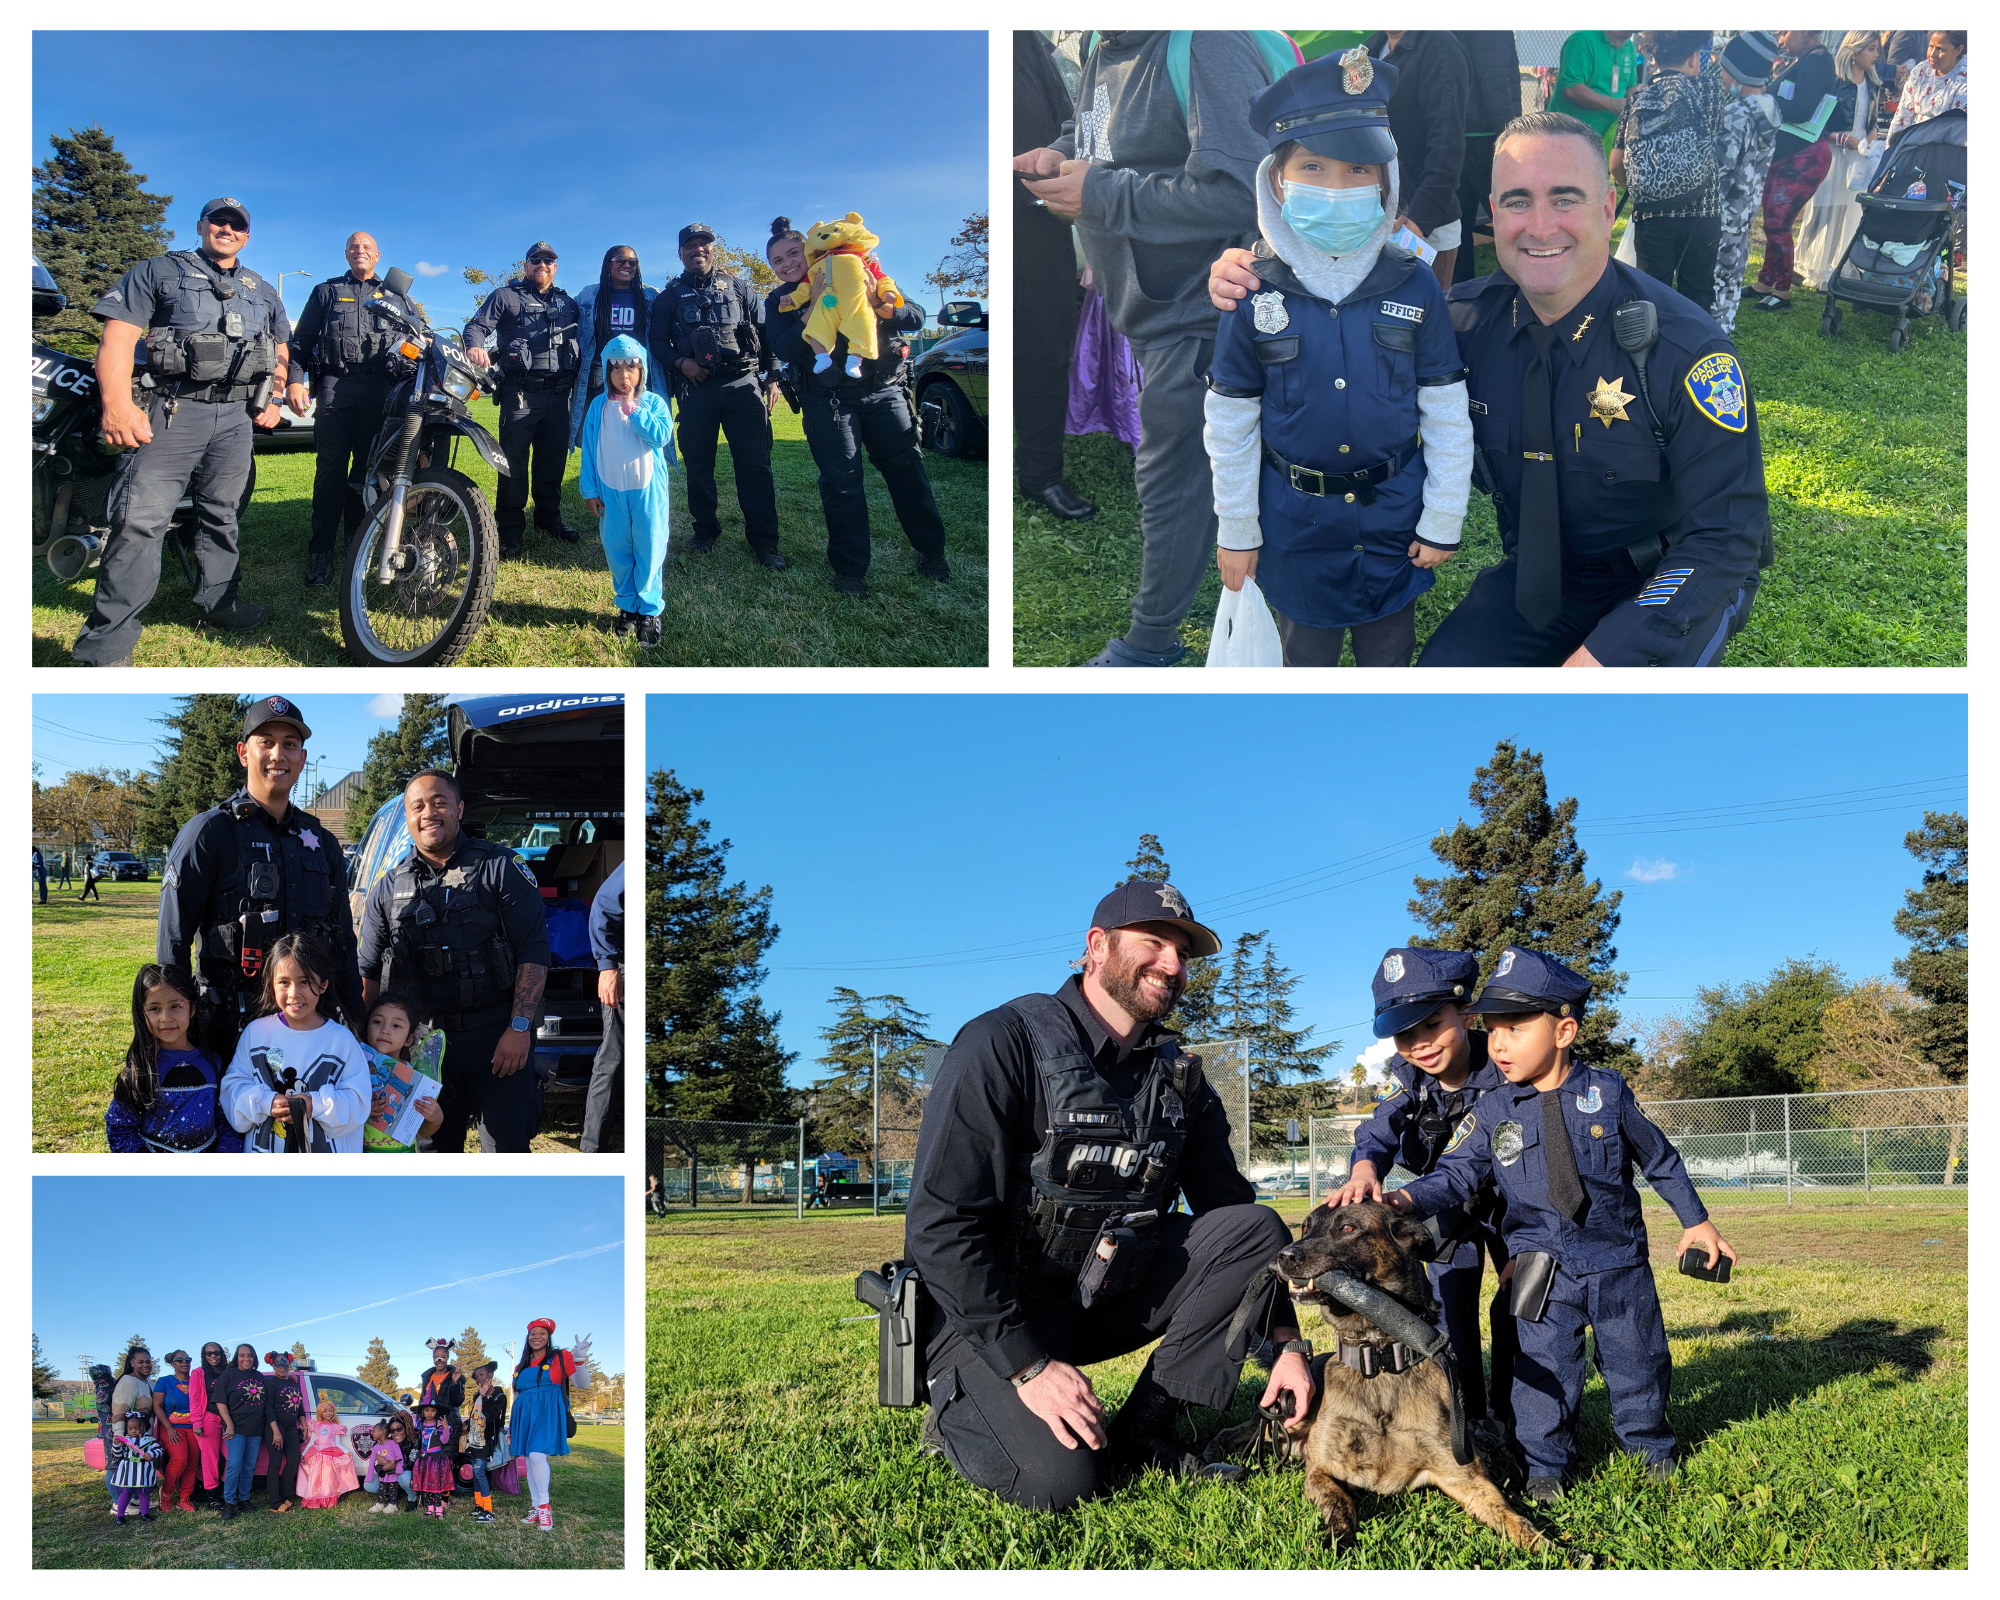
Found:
[509,1016,533,1033]
[1010,1356,1050,1387]
[1276,1339,1314,1360]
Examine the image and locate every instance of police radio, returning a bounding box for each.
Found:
[240,860,281,978]
[1611,299,1669,451]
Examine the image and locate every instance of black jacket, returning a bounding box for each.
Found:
[762,279,926,399]
[1452,30,1522,137]
[1367,31,1472,235]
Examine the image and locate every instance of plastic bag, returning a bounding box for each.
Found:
[1206,578,1284,667]
[1614,221,1639,266]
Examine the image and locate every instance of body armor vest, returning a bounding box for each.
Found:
[674,274,760,375]
[383,841,517,1027]
[137,252,279,396]
[310,278,408,377]
[198,796,338,996]
[497,288,581,383]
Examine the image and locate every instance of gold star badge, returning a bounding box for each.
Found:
[1586,375,1633,427]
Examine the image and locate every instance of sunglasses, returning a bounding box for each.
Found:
[207,215,248,232]
[610,257,638,267]
[528,254,558,265]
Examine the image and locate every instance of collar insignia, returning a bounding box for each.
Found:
[1572,312,1594,342]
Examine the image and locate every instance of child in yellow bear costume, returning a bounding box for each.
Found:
[778,212,904,379]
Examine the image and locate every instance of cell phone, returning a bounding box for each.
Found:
[1678,1248,1732,1283]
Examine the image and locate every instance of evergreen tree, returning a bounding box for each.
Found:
[1892,810,1968,1082]
[288,1341,310,1365]
[1251,939,1339,1137]
[646,769,795,1119]
[120,1334,148,1371]
[806,988,936,1161]
[32,125,173,353]
[345,695,453,831]
[456,1326,489,1378]
[1409,740,1639,1073]
[1123,834,1171,882]
[1116,831,1221,1038]
[32,1335,59,1401]
[357,1337,398,1393]
[138,695,250,850]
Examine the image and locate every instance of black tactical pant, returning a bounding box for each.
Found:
[581,996,623,1153]
[308,400,383,556]
[495,384,573,544]
[435,1019,543,1153]
[801,387,948,580]
[676,375,779,553]
[925,1203,1290,1511]
[1015,205,1084,495]
[74,395,251,665]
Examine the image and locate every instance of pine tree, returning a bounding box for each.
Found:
[120,1334,148,1371]
[32,125,173,354]
[138,695,250,850]
[1251,939,1339,1136]
[288,1341,310,1365]
[646,769,795,1119]
[1123,834,1171,882]
[33,1335,60,1401]
[806,989,936,1162]
[1892,810,1968,1081]
[1409,740,1638,1072]
[357,1336,398,1393]
[345,695,453,832]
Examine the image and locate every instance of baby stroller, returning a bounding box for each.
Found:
[1821,108,1965,351]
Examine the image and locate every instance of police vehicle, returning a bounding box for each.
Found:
[90,850,149,882]
[348,693,625,1099]
[913,299,987,458]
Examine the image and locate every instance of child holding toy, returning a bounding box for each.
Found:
[361,993,444,1152]
[221,931,371,1153]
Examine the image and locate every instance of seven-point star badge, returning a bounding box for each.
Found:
[1587,376,1633,427]
[300,829,319,851]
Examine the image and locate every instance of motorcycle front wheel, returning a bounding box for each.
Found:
[338,466,498,666]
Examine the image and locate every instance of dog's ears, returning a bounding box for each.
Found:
[1392,1213,1440,1261]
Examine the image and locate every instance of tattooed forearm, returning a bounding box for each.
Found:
[512,962,547,1019]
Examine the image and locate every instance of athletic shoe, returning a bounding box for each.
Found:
[521,1507,542,1524]
[613,611,638,639]
[637,614,662,647]
[1523,1476,1565,1507]
[473,1509,496,1524]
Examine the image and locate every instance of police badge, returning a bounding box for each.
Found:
[1339,43,1374,96]
[1252,291,1289,334]
[1495,950,1517,977]
[1383,953,1405,982]
[1575,1084,1603,1115]
[1493,1121,1525,1166]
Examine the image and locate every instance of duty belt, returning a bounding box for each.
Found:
[1263,433,1421,504]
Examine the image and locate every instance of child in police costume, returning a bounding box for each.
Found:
[1204,45,1473,667]
[1386,946,1735,1505]
[1331,948,1513,1427]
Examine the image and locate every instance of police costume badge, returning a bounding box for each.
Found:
[1575,1084,1603,1114]
[1495,950,1516,977]
[1382,953,1405,982]
[1684,352,1749,432]
[1492,1120,1525,1166]
[1252,291,1290,334]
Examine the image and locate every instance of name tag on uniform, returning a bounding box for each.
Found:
[1468,399,1488,414]
[1379,301,1424,324]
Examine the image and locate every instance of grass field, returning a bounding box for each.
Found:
[1014,224,1967,667]
[31,1421,624,1569]
[646,1193,1966,1569]
[32,881,589,1153]
[32,393,988,668]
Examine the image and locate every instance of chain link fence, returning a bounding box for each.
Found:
[647,1117,806,1212]
[859,1042,949,1210]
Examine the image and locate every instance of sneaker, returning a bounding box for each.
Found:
[1523,1476,1565,1507]
[473,1509,496,1525]
[637,614,662,647]
[1753,294,1793,312]
[304,551,333,586]
[521,1507,543,1524]
[538,1505,553,1530]
[613,611,638,639]
[1083,635,1186,668]
[201,597,271,632]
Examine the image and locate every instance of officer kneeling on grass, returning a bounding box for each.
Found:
[1385,946,1736,1506]
[905,881,1314,1511]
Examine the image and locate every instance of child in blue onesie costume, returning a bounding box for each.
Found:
[1204,46,1472,666]
[579,333,675,646]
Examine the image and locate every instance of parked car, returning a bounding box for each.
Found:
[913,299,987,459]
[90,850,147,882]
[254,389,316,451]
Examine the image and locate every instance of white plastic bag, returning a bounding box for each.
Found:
[1205,577,1284,667]
[1615,220,1639,266]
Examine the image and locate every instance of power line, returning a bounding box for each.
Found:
[32,717,164,749]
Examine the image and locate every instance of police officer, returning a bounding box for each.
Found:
[464,242,583,557]
[652,223,786,568]
[1329,948,1512,1428]
[1387,947,1736,1505]
[158,696,363,1065]
[1208,111,1774,667]
[907,881,1311,1511]
[763,221,950,598]
[286,231,419,586]
[358,770,553,1153]
[77,198,284,666]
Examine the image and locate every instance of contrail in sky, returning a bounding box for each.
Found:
[258,1241,621,1334]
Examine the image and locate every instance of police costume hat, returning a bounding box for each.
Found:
[1090,880,1222,957]
[241,696,311,741]
[1464,946,1592,1019]
[678,222,717,246]
[1720,31,1780,88]
[1372,947,1481,1038]
[199,197,251,227]
[1250,46,1400,165]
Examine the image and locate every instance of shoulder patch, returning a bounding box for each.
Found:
[1377,1081,1406,1106]
[1684,352,1749,432]
[513,859,540,889]
[1443,1111,1477,1156]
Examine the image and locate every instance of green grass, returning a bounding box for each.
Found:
[32,881,587,1153]
[1013,225,1965,666]
[33,394,988,667]
[32,1421,624,1569]
[646,1197,1966,1568]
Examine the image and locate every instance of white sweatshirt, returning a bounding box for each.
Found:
[222,1014,373,1153]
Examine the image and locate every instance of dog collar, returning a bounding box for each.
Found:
[1336,1335,1423,1379]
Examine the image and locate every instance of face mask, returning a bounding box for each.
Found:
[1281,180,1385,257]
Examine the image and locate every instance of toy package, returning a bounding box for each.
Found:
[778,212,904,377]
[362,1029,445,1150]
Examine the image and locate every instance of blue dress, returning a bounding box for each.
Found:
[511,1357,571,1457]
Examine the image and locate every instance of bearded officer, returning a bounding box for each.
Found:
[157,696,362,1063]
[358,770,553,1153]
[906,880,1313,1511]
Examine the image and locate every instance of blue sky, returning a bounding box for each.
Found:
[646,694,1968,1086]
[34,1176,625,1381]
[35,693,412,802]
[33,31,988,328]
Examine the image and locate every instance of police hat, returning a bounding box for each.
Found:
[1371,947,1480,1038]
[1251,47,1400,165]
[1090,880,1222,958]
[678,222,717,246]
[199,197,251,228]
[241,696,311,742]
[524,241,559,263]
[1463,946,1592,1020]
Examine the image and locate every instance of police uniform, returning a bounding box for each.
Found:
[1398,947,1711,1488]
[77,199,289,666]
[763,276,949,590]
[288,267,420,571]
[157,697,361,1064]
[907,883,1290,1512]
[652,225,782,562]
[583,861,624,1154]
[464,250,582,552]
[358,830,553,1153]
[1352,948,1512,1422]
[1418,259,1774,667]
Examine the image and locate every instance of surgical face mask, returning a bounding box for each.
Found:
[1281,179,1385,257]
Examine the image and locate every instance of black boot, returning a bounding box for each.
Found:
[1106,1374,1198,1479]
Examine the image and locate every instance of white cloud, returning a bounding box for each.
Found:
[1628,858,1679,884]
[365,693,404,718]
[413,261,450,277]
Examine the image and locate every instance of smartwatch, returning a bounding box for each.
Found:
[509,1016,533,1033]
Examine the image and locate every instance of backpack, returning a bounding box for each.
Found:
[1088,31,1303,118]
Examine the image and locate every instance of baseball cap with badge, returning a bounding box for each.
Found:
[678,223,717,247]
[240,696,311,742]
[525,241,559,264]
[1463,946,1592,1019]
[199,198,251,228]
[1089,880,1222,957]
[1372,947,1481,1038]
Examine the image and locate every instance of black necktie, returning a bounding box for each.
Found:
[1540,1088,1586,1220]
[1516,321,1563,631]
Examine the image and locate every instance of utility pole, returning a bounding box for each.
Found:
[871,1031,882,1219]
[277,268,314,306]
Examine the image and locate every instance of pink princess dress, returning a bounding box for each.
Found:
[296,1419,361,1507]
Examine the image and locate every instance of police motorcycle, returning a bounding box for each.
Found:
[338,266,507,668]
[32,257,257,584]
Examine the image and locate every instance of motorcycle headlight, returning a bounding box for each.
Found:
[441,369,478,403]
[32,396,54,424]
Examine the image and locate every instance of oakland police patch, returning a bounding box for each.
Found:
[1685,352,1749,432]
[1443,1111,1477,1155]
